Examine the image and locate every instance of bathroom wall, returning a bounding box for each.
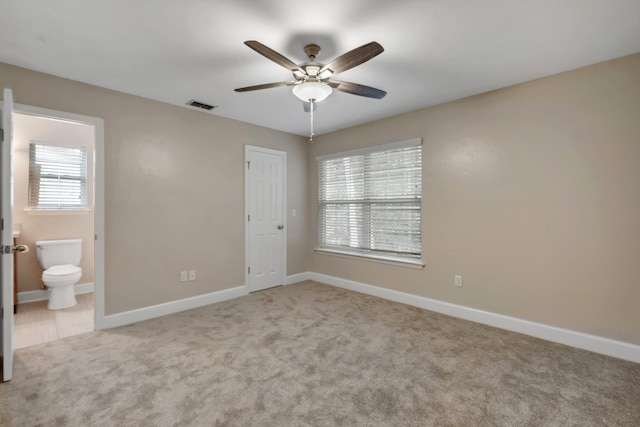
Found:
[0,61,310,315]
[309,53,640,345]
[12,113,95,292]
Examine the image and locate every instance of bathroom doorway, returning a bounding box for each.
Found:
[10,104,104,349]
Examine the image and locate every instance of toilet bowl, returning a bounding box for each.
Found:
[43,264,82,310]
[36,239,83,310]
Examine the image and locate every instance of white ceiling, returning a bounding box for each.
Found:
[1,0,639,137]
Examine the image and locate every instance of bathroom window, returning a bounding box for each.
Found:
[28,142,88,210]
[317,138,423,266]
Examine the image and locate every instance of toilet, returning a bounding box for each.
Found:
[36,239,82,310]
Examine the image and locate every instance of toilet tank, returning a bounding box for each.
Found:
[36,239,82,269]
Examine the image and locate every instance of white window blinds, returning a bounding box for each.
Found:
[318,139,422,262]
[28,142,88,209]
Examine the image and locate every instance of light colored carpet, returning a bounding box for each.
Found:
[1,280,639,426]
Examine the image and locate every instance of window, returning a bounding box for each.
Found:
[28,142,88,210]
[317,139,422,264]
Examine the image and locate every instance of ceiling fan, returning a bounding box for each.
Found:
[235,40,386,141]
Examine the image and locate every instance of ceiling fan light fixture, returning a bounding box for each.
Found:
[292,82,332,102]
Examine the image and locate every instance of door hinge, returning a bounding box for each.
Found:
[247,161,250,169]
[248,266,251,274]
[248,214,250,222]
[1,218,3,230]
[0,128,4,142]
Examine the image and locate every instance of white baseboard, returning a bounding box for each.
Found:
[100,285,248,330]
[99,273,309,330]
[100,273,310,331]
[301,272,640,364]
[18,282,95,304]
[285,272,311,285]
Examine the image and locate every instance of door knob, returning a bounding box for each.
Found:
[277,225,284,230]
[13,244,29,253]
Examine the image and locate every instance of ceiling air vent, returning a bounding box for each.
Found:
[186,100,217,111]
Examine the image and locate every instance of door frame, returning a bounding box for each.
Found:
[244,145,287,292]
[13,103,106,330]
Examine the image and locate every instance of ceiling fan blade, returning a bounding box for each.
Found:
[303,102,318,113]
[234,81,296,92]
[244,40,305,75]
[330,80,387,99]
[319,42,384,77]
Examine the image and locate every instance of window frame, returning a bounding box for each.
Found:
[316,138,424,267]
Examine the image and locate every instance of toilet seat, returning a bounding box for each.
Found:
[43,264,82,283]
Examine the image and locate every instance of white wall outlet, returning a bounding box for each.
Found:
[292,208,297,217]
[188,270,196,281]
[454,274,463,288]
[180,271,188,282]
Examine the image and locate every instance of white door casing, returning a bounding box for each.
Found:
[245,146,286,292]
[11,103,105,331]
[1,88,15,381]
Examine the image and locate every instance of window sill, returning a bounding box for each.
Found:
[25,208,92,216]
[314,247,425,269]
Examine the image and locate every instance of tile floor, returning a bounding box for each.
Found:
[14,292,94,349]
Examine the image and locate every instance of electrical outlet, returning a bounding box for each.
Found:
[454,274,463,288]
[180,271,188,282]
[292,208,297,217]
[189,270,196,281]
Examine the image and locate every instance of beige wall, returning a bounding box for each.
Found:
[0,62,309,315]
[13,113,95,291]
[310,53,640,345]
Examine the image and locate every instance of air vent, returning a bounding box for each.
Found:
[186,100,217,111]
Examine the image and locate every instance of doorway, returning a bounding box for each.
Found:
[245,145,286,292]
[9,103,104,347]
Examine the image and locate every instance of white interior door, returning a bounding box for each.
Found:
[1,88,15,381]
[245,146,286,292]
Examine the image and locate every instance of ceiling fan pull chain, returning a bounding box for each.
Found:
[309,99,315,143]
